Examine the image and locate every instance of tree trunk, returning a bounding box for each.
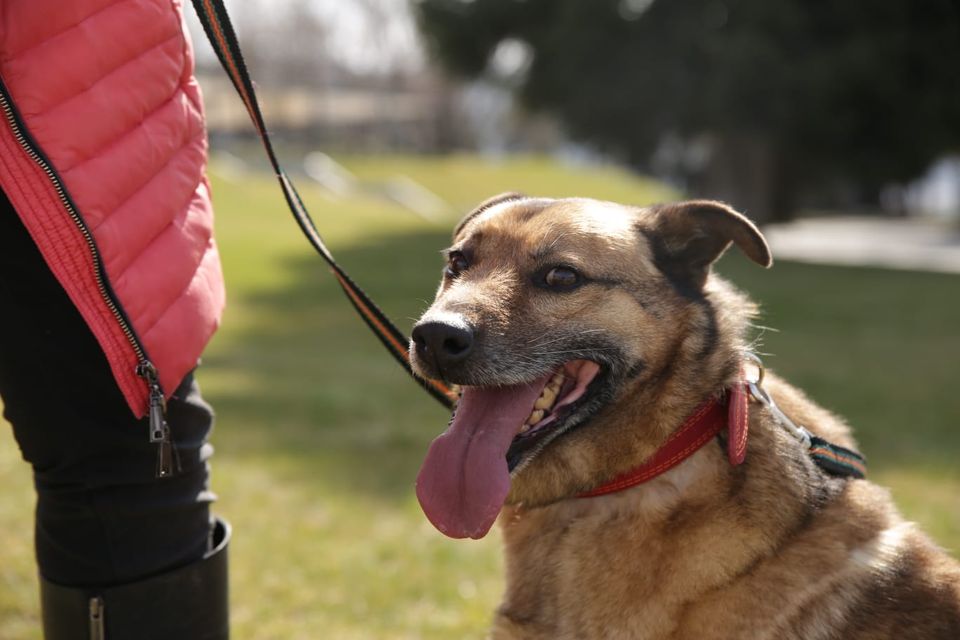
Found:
[694,133,796,223]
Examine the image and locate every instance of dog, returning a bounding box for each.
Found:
[408,194,960,639]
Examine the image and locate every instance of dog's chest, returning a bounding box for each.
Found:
[495,476,932,640]
[496,489,730,639]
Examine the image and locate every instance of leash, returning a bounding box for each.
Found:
[186,4,869,482]
[189,0,456,410]
[743,353,867,478]
[579,354,866,498]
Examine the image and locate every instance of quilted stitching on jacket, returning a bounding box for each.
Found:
[0,0,225,413]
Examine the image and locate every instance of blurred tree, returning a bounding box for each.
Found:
[413,0,960,220]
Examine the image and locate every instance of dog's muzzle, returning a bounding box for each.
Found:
[411,314,474,374]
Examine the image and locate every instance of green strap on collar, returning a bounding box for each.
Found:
[808,435,867,479]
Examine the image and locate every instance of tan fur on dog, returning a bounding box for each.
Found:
[411,196,960,639]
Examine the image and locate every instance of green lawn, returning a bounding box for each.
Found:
[1,154,957,638]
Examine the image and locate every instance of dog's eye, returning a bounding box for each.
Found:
[445,251,469,278]
[544,266,580,289]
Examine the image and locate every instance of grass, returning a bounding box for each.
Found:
[1,154,957,638]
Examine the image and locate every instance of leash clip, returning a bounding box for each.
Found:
[743,353,812,448]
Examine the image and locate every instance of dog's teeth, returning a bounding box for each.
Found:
[534,388,556,410]
[527,409,544,425]
[519,423,531,433]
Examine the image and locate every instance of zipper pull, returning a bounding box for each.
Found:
[155,423,174,478]
[148,381,166,444]
[89,596,105,640]
[137,361,175,478]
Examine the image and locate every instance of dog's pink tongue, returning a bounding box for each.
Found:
[416,376,549,539]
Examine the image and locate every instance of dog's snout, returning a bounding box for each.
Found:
[412,320,474,367]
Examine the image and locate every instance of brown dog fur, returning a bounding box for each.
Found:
[411,195,960,639]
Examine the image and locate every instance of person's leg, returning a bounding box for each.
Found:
[0,188,228,638]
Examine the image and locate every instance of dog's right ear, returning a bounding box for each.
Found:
[454,192,526,238]
[641,200,772,295]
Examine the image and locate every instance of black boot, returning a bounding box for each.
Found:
[39,517,230,640]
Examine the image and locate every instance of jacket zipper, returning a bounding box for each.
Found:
[0,77,172,477]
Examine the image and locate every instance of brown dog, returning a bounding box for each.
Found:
[409,194,960,639]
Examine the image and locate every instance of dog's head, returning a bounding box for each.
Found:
[411,194,771,539]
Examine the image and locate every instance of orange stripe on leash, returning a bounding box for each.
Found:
[810,445,867,476]
[332,270,455,401]
[201,0,262,135]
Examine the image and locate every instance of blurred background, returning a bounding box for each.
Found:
[1,0,958,637]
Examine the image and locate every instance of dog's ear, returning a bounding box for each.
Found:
[454,192,526,238]
[643,200,772,293]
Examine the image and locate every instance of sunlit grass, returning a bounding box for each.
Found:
[0,154,956,638]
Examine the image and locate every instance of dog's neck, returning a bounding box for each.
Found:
[496,387,845,639]
[493,275,849,636]
[505,274,751,507]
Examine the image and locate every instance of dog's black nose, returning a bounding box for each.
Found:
[412,320,474,367]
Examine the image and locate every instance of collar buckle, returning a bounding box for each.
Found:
[744,352,812,448]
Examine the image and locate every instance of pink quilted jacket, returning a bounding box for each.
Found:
[0,0,225,417]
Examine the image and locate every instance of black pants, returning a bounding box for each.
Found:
[0,188,216,587]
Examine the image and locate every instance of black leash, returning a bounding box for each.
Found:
[808,435,867,479]
[189,0,455,410]
[188,6,869,483]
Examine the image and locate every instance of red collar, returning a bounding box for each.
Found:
[578,383,749,498]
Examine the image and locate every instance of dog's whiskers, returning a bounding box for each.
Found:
[532,348,617,357]
[528,329,604,348]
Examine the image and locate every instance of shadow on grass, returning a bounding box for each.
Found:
[202,229,960,505]
[201,227,455,502]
